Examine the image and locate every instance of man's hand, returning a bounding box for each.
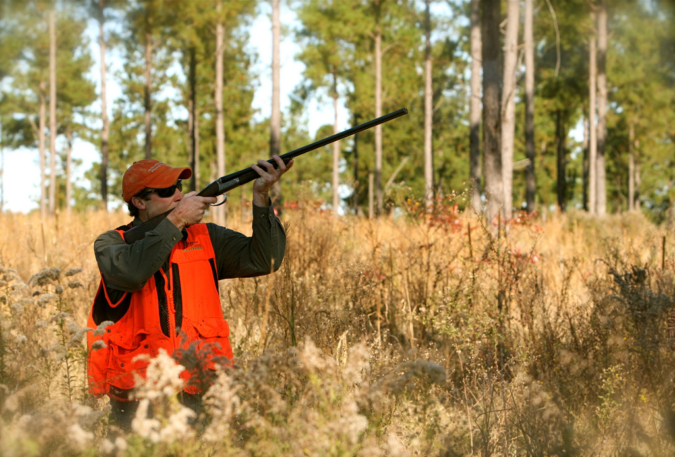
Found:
[166,191,217,230]
[251,156,294,207]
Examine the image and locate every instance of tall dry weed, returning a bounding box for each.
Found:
[0,205,675,455]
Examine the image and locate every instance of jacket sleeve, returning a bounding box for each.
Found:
[207,204,286,279]
[94,218,183,292]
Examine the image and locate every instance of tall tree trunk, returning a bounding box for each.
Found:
[332,70,340,217]
[524,0,536,213]
[0,124,3,212]
[352,114,359,214]
[583,115,589,210]
[596,3,608,215]
[482,0,502,225]
[215,2,226,225]
[65,126,72,213]
[194,109,200,190]
[469,0,482,214]
[635,141,641,210]
[49,9,56,216]
[368,172,374,219]
[99,0,109,210]
[0,144,3,213]
[188,97,194,183]
[628,119,635,211]
[144,30,152,159]
[189,47,198,192]
[352,120,359,216]
[374,22,383,215]
[501,0,519,220]
[423,0,433,212]
[556,110,566,213]
[588,22,597,214]
[269,0,282,211]
[39,82,46,219]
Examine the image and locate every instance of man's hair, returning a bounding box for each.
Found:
[127,189,153,217]
[127,200,140,218]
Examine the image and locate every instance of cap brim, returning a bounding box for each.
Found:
[146,167,192,189]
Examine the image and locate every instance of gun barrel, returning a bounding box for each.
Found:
[125,108,408,244]
[199,108,408,197]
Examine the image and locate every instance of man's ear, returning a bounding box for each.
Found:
[131,196,146,211]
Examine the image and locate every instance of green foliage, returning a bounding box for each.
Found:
[0,0,96,212]
[0,0,673,217]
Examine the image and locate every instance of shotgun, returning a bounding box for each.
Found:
[124,107,408,244]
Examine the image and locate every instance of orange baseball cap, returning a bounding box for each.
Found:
[122,159,192,202]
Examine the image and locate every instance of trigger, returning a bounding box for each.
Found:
[210,195,228,207]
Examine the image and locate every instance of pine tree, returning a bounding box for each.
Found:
[1,1,94,214]
[524,0,536,213]
[48,8,56,216]
[122,0,172,160]
[96,0,110,210]
[213,0,226,225]
[422,0,433,211]
[501,0,519,219]
[596,1,608,215]
[588,12,597,214]
[468,0,481,214]
[295,0,352,216]
[482,0,502,224]
[269,0,283,211]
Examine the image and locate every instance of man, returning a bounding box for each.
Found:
[87,156,293,430]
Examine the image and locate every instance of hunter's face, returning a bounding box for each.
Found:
[142,187,183,220]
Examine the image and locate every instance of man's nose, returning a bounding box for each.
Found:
[175,189,183,200]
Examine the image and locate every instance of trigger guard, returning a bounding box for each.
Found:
[210,195,228,207]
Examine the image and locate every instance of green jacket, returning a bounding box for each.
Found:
[94,204,285,302]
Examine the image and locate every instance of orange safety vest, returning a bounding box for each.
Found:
[86,223,233,399]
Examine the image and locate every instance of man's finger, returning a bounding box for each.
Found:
[184,191,198,197]
[282,158,294,173]
[257,159,275,173]
[196,196,218,204]
[251,163,267,177]
[272,155,286,172]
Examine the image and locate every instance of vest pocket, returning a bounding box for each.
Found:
[180,317,233,365]
[106,329,152,390]
[194,317,230,339]
[109,327,150,350]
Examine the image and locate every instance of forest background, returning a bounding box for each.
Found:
[0,0,672,223]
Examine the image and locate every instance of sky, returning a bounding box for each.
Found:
[1,2,351,213]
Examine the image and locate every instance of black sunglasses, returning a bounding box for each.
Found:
[137,180,183,199]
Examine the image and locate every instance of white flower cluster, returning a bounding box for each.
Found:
[132,349,185,401]
[37,294,58,307]
[28,267,61,287]
[131,398,196,444]
[1,393,109,454]
[202,369,241,442]
[94,320,115,336]
[375,359,447,394]
[129,349,196,444]
[299,338,332,373]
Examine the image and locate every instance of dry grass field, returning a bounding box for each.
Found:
[1,200,675,456]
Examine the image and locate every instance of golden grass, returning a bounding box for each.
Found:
[1,205,675,456]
